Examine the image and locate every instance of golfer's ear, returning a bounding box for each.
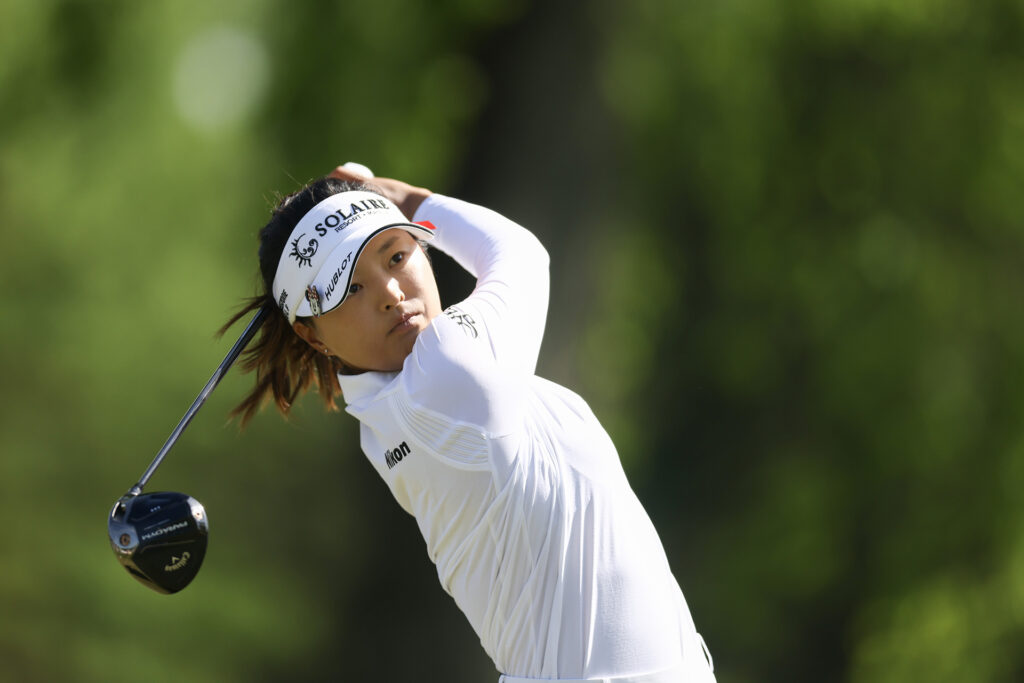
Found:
[292,320,322,350]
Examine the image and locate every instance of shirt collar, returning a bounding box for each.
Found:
[337,369,397,407]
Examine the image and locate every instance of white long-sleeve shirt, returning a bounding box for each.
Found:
[337,194,699,678]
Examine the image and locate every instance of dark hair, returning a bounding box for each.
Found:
[220,176,378,426]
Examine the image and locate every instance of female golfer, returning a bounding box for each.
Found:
[224,164,715,682]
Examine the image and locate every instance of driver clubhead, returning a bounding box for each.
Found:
[108,491,209,594]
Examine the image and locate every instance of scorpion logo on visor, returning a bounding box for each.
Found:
[289,233,318,268]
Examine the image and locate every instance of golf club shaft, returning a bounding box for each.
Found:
[128,305,271,496]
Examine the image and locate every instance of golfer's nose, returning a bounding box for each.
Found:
[382,277,405,311]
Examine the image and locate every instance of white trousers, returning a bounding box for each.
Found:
[498,632,715,683]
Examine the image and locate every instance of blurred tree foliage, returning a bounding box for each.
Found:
[577,1,1024,682]
[1,0,1022,682]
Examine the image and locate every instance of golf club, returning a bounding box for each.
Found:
[107,305,270,594]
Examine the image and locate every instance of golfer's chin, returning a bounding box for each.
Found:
[358,330,424,374]
[391,329,423,369]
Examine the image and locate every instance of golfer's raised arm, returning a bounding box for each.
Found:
[414,194,550,375]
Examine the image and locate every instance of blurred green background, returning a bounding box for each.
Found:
[2,0,1023,681]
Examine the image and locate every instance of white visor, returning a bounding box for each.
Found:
[271,191,436,323]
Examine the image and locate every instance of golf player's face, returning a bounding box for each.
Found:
[306,229,441,372]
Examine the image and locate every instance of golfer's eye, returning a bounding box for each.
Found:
[390,251,405,266]
[348,283,362,295]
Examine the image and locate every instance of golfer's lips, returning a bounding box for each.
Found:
[388,311,420,335]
